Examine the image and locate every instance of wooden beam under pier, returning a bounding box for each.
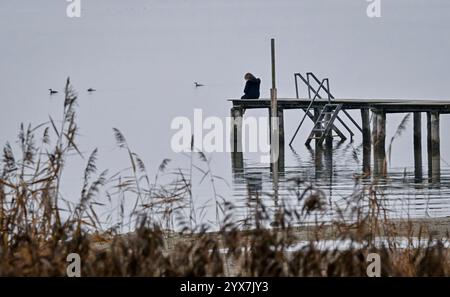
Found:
[230,98,450,114]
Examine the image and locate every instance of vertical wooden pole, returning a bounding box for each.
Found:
[268,107,272,143]
[230,107,243,154]
[372,110,379,176]
[431,112,441,183]
[361,109,371,176]
[270,38,279,199]
[314,145,324,180]
[427,112,432,181]
[230,107,243,171]
[270,38,279,170]
[373,109,386,177]
[413,112,423,182]
[271,39,276,92]
[324,144,333,199]
[325,112,333,148]
[231,152,244,173]
[277,107,285,171]
[427,112,441,183]
[314,108,320,145]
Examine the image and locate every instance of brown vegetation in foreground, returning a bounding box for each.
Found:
[1,78,449,276]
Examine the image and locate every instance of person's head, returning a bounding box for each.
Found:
[244,73,256,81]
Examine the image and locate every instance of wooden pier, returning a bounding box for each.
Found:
[229,98,450,182]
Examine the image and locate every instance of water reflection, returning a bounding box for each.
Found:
[231,141,450,223]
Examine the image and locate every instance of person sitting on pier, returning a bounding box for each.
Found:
[241,73,261,99]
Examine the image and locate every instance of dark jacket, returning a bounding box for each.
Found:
[241,78,261,99]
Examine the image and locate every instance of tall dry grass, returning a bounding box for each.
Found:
[0,78,449,276]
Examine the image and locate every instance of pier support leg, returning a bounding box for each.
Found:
[361,109,371,176]
[427,112,441,183]
[325,113,333,149]
[269,107,285,172]
[277,107,285,172]
[314,108,320,146]
[231,152,244,173]
[372,110,386,177]
[230,107,244,172]
[324,144,333,201]
[268,108,271,143]
[413,112,423,183]
[230,107,243,154]
[314,146,324,180]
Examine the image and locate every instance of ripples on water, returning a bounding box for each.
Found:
[229,142,450,225]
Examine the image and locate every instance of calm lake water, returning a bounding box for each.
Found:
[1,0,450,227]
[230,148,450,226]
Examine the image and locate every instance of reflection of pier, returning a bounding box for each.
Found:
[230,97,449,183]
[307,143,336,201]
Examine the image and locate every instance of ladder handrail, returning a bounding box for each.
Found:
[289,76,329,146]
[291,73,349,146]
[307,72,332,99]
[307,72,332,103]
[336,116,355,137]
[294,72,332,102]
[342,109,363,133]
[306,72,363,132]
[295,74,299,99]
[294,73,321,99]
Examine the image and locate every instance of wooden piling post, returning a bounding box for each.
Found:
[314,108,320,145]
[324,145,334,198]
[278,107,285,171]
[427,113,432,179]
[431,112,441,182]
[268,107,272,143]
[413,112,423,182]
[231,152,244,173]
[361,109,371,175]
[270,38,281,172]
[314,146,324,180]
[325,112,333,148]
[372,109,386,177]
[230,107,243,154]
[372,110,378,150]
[427,112,441,183]
[269,38,281,200]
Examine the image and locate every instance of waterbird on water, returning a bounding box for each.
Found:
[194,82,205,87]
[48,89,58,95]
[87,88,96,92]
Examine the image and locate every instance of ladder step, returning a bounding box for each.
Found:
[303,103,345,145]
[308,134,340,140]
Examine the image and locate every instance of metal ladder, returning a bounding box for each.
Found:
[289,72,363,147]
[306,104,343,146]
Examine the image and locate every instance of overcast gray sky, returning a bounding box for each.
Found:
[0,0,449,201]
